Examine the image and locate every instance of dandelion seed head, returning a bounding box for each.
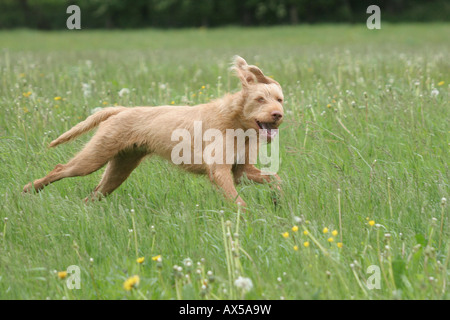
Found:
[234,276,253,292]
[431,88,439,97]
[118,88,130,97]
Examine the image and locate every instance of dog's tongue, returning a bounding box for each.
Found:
[260,123,271,130]
[260,123,278,139]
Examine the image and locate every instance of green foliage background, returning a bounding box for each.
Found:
[0,0,449,29]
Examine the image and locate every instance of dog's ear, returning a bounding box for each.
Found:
[233,55,248,70]
[247,65,280,86]
[232,56,279,89]
[231,56,258,89]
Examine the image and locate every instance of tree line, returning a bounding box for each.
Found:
[0,0,448,29]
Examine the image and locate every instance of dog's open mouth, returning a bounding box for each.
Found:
[256,120,279,140]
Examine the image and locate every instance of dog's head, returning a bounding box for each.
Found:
[232,56,284,142]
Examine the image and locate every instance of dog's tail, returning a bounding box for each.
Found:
[49,107,127,148]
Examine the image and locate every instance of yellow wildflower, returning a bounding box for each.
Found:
[282,232,289,239]
[303,241,310,248]
[293,245,299,251]
[323,227,329,234]
[337,242,344,248]
[57,271,67,279]
[123,275,140,291]
[332,230,338,237]
[327,104,332,108]
[54,96,62,101]
[328,237,334,243]
[152,255,161,261]
[23,91,32,98]
[201,85,206,89]
[102,101,108,105]
[303,230,309,236]
[136,257,145,264]
[437,81,445,86]
[171,101,175,105]
[369,220,375,227]
[292,226,299,232]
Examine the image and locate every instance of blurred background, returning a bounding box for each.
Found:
[1,0,449,29]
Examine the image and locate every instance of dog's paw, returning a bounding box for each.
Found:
[22,183,33,194]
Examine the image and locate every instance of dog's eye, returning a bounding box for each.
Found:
[257,97,265,103]
[277,99,283,103]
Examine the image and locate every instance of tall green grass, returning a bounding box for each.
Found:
[0,24,448,300]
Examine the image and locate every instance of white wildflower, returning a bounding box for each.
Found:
[82,83,91,98]
[294,216,302,224]
[431,88,439,97]
[183,258,193,268]
[234,276,253,292]
[118,88,130,97]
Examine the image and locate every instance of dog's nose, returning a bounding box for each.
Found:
[271,111,283,122]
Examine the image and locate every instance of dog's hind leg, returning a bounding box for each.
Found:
[86,149,147,201]
[23,133,122,194]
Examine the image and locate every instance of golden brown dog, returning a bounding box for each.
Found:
[23,56,284,207]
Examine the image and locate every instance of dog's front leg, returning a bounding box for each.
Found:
[209,164,246,208]
[238,164,281,189]
[240,164,282,205]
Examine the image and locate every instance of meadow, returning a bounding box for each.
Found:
[0,24,448,300]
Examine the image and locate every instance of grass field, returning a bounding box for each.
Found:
[0,24,449,300]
